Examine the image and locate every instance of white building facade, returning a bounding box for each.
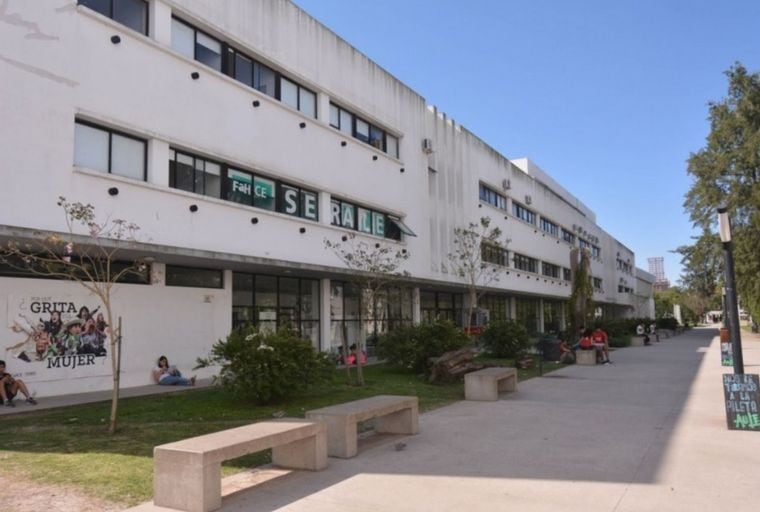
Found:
[0,0,650,397]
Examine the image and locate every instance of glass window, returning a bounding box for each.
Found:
[372,212,385,237]
[355,118,370,143]
[301,190,318,221]
[253,176,275,210]
[369,125,384,150]
[110,133,145,180]
[280,184,300,216]
[357,207,372,233]
[255,275,277,308]
[171,18,195,59]
[339,109,352,135]
[279,277,299,310]
[280,78,299,110]
[254,62,276,98]
[195,31,222,71]
[226,168,253,205]
[386,134,398,158]
[299,88,316,118]
[74,123,109,172]
[165,266,223,288]
[112,0,147,35]
[330,104,340,129]
[330,282,344,319]
[341,203,355,229]
[172,153,194,192]
[234,53,253,87]
[79,0,110,17]
[301,280,320,320]
[331,199,341,226]
[204,161,221,198]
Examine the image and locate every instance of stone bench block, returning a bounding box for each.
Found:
[464,367,517,401]
[576,349,598,365]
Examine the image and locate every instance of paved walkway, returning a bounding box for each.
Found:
[126,327,760,512]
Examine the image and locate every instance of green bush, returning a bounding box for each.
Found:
[608,335,632,348]
[657,317,679,330]
[376,320,470,374]
[480,320,530,359]
[198,326,334,404]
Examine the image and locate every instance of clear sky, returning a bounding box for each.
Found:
[293,0,760,284]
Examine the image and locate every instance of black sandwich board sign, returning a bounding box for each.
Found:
[723,374,760,431]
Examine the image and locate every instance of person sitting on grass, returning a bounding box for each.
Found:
[153,355,196,386]
[559,340,575,364]
[344,343,367,366]
[0,360,37,407]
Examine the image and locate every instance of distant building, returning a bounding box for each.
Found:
[647,257,670,291]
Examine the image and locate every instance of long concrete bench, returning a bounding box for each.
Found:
[305,395,418,458]
[464,367,517,401]
[153,419,327,512]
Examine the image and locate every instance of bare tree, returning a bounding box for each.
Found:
[446,217,507,329]
[0,197,145,433]
[324,234,409,386]
[569,247,594,337]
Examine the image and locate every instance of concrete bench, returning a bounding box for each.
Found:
[305,395,418,458]
[464,367,517,401]
[153,419,327,512]
[576,349,598,365]
[631,336,649,347]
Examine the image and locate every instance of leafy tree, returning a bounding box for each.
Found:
[0,197,145,433]
[683,63,760,321]
[673,232,722,311]
[446,217,506,328]
[324,233,409,386]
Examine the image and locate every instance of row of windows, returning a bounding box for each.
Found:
[330,199,405,240]
[616,259,633,274]
[540,218,559,237]
[513,253,537,273]
[479,183,507,211]
[74,121,147,181]
[330,104,399,158]
[481,243,509,266]
[79,0,148,35]
[542,262,560,279]
[562,229,575,244]
[512,202,536,224]
[168,149,320,221]
[619,285,633,293]
[170,17,317,119]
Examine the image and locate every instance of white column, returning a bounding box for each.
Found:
[317,92,331,125]
[150,0,173,46]
[148,139,170,187]
[412,287,421,324]
[320,278,331,352]
[538,298,545,333]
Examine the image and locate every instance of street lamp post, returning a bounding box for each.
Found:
[718,207,745,374]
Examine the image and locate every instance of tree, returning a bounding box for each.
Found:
[0,197,144,433]
[568,247,594,336]
[324,233,409,386]
[446,217,506,328]
[673,231,722,309]
[683,63,760,321]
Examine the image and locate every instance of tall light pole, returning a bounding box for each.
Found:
[718,207,744,374]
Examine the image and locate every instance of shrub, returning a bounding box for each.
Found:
[480,320,530,359]
[198,326,334,404]
[657,317,679,330]
[376,320,470,374]
[608,335,632,348]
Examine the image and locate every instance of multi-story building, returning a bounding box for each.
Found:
[0,0,651,397]
[647,257,670,291]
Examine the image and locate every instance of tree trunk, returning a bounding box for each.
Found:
[341,321,352,384]
[107,310,120,434]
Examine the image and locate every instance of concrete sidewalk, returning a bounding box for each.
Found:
[128,327,760,512]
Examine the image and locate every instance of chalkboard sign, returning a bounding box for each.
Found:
[723,374,760,431]
[721,342,733,367]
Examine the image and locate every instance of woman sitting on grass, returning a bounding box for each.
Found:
[153,355,196,386]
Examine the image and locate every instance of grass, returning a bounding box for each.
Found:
[0,359,558,506]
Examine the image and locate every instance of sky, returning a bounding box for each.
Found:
[293,0,760,284]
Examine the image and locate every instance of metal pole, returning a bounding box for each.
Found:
[722,243,745,374]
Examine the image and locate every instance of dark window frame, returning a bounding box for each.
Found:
[540,217,559,237]
[79,0,149,35]
[75,119,148,181]
[541,261,560,278]
[165,265,224,289]
[512,202,536,225]
[513,253,538,273]
[479,183,507,211]
[329,102,399,158]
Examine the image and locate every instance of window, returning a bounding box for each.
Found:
[174,19,316,117]
[166,266,223,288]
[563,268,572,281]
[169,150,318,220]
[540,218,559,237]
[591,245,601,259]
[513,203,536,224]
[481,243,508,266]
[513,253,537,273]
[420,291,463,326]
[171,18,221,71]
[542,262,560,279]
[74,120,146,181]
[479,183,507,211]
[579,238,590,250]
[331,199,409,240]
[328,103,399,158]
[561,229,575,244]
[169,150,221,198]
[79,0,148,35]
[593,277,603,291]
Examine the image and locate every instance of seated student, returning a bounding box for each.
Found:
[344,343,367,366]
[636,323,651,345]
[578,328,595,351]
[592,326,612,364]
[0,360,37,407]
[559,340,575,364]
[153,355,196,386]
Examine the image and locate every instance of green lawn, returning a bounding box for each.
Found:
[0,359,559,506]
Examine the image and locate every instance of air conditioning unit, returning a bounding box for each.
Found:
[422,138,434,154]
[525,195,532,205]
[502,178,511,190]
